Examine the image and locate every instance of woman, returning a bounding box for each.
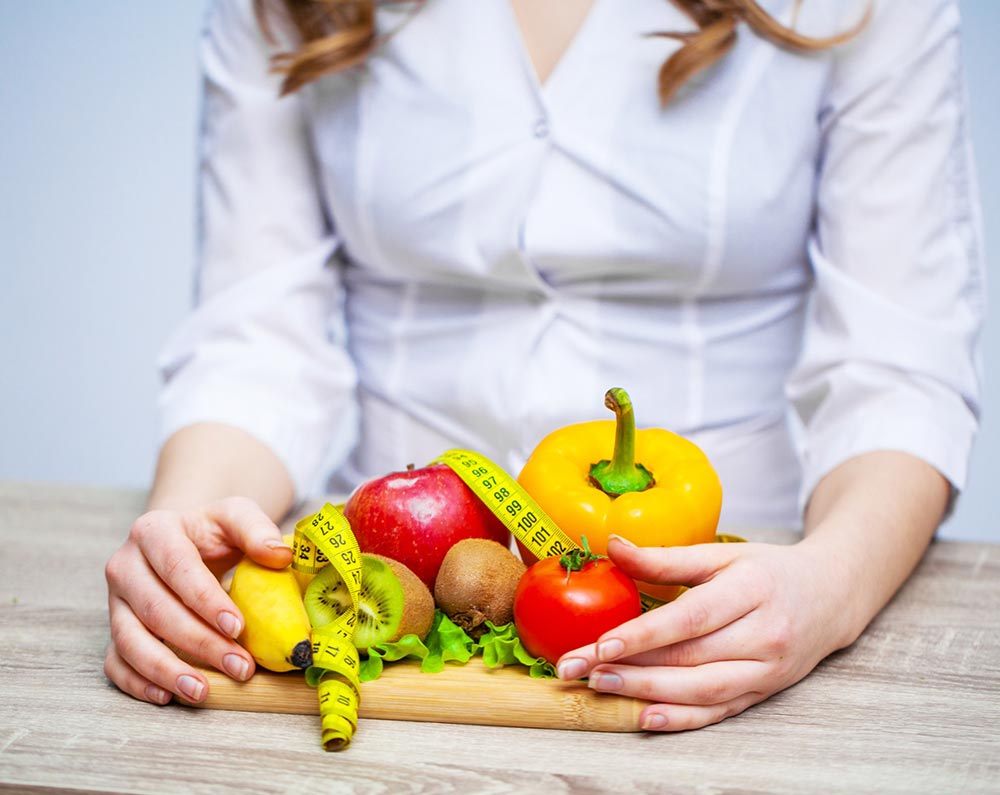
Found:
[104,0,984,731]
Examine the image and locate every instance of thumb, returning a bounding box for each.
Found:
[606,534,743,587]
[205,497,293,569]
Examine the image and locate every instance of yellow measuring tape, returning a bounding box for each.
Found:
[292,504,362,751]
[434,449,580,561]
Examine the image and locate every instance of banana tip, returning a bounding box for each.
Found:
[290,639,313,669]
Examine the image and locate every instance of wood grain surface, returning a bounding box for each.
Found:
[183,657,651,732]
[1,481,999,795]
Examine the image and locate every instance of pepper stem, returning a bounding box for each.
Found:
[589,387,655,496]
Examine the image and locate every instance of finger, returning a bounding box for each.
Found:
[557,579,756,681]
[616,618,764,667]
[606,534,746,588]
[586,659,766,705]
[638,691,766,732]
[104,643,172,705]
[109,595,212,703]
[597,577,759,659]
[114,559,254,681]
[201,496,292,568]
[129,512,247,640]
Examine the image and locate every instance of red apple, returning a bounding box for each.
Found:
[344,463,511,590]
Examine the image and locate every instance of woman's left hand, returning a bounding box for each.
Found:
[555,534,859,732]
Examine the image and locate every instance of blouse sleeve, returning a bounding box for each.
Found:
[786,0,986,514]
[157,0,358,499]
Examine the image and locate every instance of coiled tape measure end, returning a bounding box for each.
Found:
[293,503,362,751]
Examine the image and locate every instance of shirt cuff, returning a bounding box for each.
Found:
[796,399,976,521]
[159,385,358,501]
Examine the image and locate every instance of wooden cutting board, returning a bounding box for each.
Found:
[185,658,651,732]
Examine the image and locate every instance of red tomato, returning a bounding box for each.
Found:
[513,553,642,664]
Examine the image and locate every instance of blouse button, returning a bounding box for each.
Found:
[533,118,549,139]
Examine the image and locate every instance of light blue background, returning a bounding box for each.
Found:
[1,2,997,541]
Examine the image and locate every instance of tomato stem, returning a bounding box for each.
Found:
[560,535,603,584]
[589,387,655,496]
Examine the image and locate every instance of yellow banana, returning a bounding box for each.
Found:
[229,557,313,673]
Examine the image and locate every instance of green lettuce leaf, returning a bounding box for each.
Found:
[358,633,431,682]
[356,611,556,681]
[476,621,557,679]
[419,610,476,673]
[358,611,475,682]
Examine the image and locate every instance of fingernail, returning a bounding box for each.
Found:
[609,534,637,548]
[557,658,587,680]
[217,611,241,638]
[643,713,667,730]
[589,671,623,692]
[597,638,625,661]
[265,539,292,551]
[145,685,170,704]
[177,675,205,702]
[223,653,250,681]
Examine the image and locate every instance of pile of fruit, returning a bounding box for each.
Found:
[226,388,724,750]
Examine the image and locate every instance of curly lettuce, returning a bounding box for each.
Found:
[357,610,556,681]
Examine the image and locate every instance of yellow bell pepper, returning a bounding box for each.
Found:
[517,387,722,601]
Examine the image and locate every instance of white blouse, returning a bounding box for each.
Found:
[159,0,985,529]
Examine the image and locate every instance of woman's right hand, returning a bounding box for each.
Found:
[104,496,293,705]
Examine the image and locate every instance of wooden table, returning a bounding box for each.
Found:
[1,481,998,794]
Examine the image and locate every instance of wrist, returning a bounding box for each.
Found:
[796,452,945,650]
[795,528,876,650]
[149,424,296,521]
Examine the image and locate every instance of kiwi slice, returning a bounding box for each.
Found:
[304,554,435,652]
[434,538,526,639]
[303,564,354,625]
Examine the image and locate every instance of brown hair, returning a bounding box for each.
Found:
[254,0,868,104]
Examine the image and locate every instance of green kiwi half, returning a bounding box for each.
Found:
[304,554,435,652]
[303,564,353,625]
